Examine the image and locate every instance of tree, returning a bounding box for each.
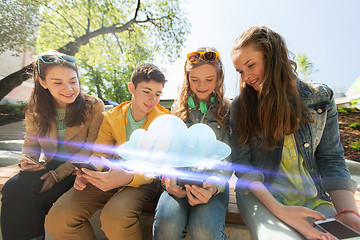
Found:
[0,0,39,54]
[294,53,318,82]
[0,0,190,101]
[73,23,153,102]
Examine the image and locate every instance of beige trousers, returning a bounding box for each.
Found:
[45,181,160,240]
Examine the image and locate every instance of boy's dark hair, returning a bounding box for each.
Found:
[131,63,167,87]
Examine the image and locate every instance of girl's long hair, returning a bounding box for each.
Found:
[231,26,311,148]
[173,47,230,126]
[26,51,90,137]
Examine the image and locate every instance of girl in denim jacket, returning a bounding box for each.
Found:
[230,25,360,240]
[153,47,232,240]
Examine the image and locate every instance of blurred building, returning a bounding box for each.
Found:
[335,76,360,106]
[346,76,360,100]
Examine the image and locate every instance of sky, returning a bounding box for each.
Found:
[160,0,360,100]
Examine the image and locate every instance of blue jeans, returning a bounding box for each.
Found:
[153,184,229,240]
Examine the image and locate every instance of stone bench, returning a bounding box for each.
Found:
[2,162,360,240]
[0,164,20,191]
[0,165,250,240]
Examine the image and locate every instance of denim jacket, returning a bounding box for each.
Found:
[230,80,357,202]
[173,99,233,193]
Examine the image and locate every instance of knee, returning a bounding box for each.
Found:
[153,208,187,239]
[45,200,80,232]
[189,226,225,240]
[153,217,186,239]
[188,210,226,240]
[155,210,179,228]
[154,205,182,227]
[100,203,134,229]
[1,178,18,200]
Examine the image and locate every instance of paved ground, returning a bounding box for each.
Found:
[0,120,25,141]
[0,120,24,168]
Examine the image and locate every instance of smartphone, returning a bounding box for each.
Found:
[176,176,204,188]
[315,218,360,240]
[72,161,99,172]
[12,152,45,167]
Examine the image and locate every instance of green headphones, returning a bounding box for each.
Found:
[187,95,215,114]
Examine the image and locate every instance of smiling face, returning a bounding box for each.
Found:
[188,64,217,104]
[39,65,80,109]
[232,44,265,91]
[128,80,164,122]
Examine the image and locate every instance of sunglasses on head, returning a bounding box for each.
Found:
[186,51,219,63]
[37,54,77,76]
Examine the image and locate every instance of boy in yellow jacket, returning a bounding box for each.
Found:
[45,63,170,240]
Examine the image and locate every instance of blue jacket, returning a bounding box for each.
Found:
[230,80,357,202]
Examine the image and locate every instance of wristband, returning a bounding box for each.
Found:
[49,170,60,183]
[161,175,166,189]
[333,209,360,219]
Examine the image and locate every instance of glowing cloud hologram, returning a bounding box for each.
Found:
[117,115,231,169]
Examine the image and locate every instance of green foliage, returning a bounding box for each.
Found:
[32,0,189,101]
[6,101,27,115]
[350,140,360,152]
[77,26,151,102]
[80,60,133,104]
[337,107,348,113]
[294,53,318,82]
[337,106,358,114]
[0,0,39,54]
[35,0,189,61]
[350,99,359,106]
[138,0,190,61]
[349,122,360,130]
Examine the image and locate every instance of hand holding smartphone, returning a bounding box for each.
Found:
[314,218,360,240]
[176,176,204,188]
[12,152,45,167]
[72,161,99,172]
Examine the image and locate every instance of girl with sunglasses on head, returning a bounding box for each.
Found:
[230,25,360,240]
[153,47,232,240]
[1,51,104,240]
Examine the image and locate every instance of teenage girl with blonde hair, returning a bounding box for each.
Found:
[153,47,232,240]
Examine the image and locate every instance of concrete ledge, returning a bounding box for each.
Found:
[346,159,360,175]
[0,120,25,141]
[3,160,360,240]
[0,140,24,151]
[346,160,360,191]
[0,151,20,167]
[0,164,19,191]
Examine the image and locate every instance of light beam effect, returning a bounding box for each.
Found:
[117,115,231,169]
[22,116,323,198]
[24,136,118,159]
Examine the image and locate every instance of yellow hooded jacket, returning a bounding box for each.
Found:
[91,101,170,187]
